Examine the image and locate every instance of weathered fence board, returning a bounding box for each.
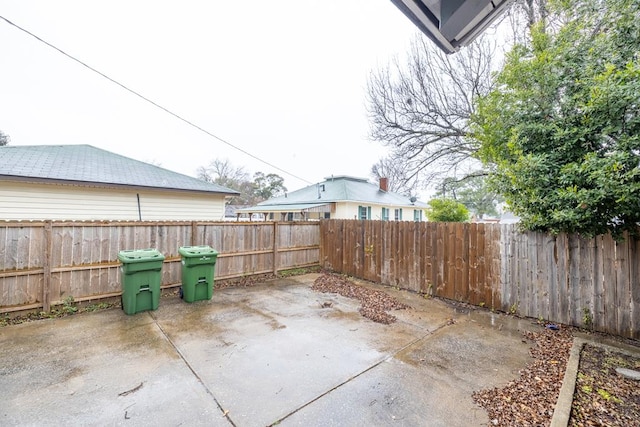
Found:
[601,234,617,334]
[631,238,640,338]
[616,236,631,337]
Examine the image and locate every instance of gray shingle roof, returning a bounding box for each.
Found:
[245,175,426,210]
[0,144,239,195]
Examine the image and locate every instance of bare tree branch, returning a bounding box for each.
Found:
[197,158,249,184]
[0,130,9,146]
[366,33,499,187]
[366,0,555,193]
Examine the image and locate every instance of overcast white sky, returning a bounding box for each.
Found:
[0,1,420,192]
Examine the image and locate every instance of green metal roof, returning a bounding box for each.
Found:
[0,144,239,195]
[240,175,427,212]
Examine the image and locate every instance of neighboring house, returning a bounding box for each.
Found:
[224,204,263,221]
[470,214,500,224]
[499,211,520,225]
[0,144,239,221]
[238,175,427,222]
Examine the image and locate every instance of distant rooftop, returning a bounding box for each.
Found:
[240,175,426,212]
[0,144,239,195]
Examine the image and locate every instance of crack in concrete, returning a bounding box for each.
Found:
[148,311,237,427]
[267,319,457,426]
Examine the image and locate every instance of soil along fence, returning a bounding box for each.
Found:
[319,220,639,340]
[0,220,320,313]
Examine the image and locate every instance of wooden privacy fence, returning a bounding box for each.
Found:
[2,218,638,339]
[320,220,639,339]
[0,220,320,313]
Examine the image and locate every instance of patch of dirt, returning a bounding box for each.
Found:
[570,344,640,426]
[216,266,321,290]
[0,300,119,327]
[473,325,640,427]
[215,272,278,289]
[311,272,409,324]
[473,326,574,426]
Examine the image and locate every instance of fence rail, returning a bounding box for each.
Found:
[0,220,320,313]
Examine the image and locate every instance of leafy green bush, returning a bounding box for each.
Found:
[426,198,470,222]
[472,0,640,238]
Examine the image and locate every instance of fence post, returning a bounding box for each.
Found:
[273,221,278,275]
[191,221,198,246]
[42,220,52,312]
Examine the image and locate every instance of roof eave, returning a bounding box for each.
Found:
[390,0,457,53]
[390,0,515,54]
[0,175,240,196]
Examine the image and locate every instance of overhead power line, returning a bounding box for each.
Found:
[0,15,313,185]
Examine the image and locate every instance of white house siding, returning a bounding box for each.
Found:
[0,181,226,221]
[336,201,425,221]
[334,202,358,220]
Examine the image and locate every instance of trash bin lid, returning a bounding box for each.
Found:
[118,248,165,263]
[178,245,218,258]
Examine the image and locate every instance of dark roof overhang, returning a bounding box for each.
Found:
[390,0,514,54]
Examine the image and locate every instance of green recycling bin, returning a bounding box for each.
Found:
[179,245,218,303]
[118,249,165,315]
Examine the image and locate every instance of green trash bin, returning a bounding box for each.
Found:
[178,245,218,303]
[118,249,165,315]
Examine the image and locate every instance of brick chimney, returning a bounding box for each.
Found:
[379,177,388,192]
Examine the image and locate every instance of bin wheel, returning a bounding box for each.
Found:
[179,287,183,299]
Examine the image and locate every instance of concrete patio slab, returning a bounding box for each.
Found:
[0,307,225,426]
[1,273,543,427]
